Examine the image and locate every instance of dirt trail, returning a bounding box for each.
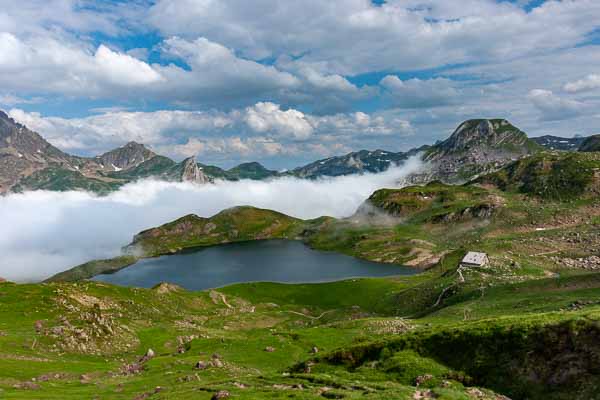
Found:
[283,310,334,320]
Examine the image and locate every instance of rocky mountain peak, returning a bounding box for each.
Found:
[438,119,527,154]
[97,141,156,171]
[123,141,146,149]
[181,156,211,184]
[0,109,75,192]
[413,118,541,184]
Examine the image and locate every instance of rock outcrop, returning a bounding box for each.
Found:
[95,141,156,171]
[415,119,541,183]
[0,110,217,193]
[0,111,75,192]
[180,156,211,183]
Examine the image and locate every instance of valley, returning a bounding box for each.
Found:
[2,2,600,399]
[2,115,600,400]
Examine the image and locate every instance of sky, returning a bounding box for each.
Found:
[1,0,600,168]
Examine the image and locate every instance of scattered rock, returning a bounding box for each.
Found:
[34,320,44,333]
[318,387,332,395]
[233,382,247,389]
[194,361,209,370]
[303,361,314,374]
[138,349,155,363]
[121,362,144,375]
[13,382,41,390]
[553,255,600,270]
[413,389,435,399]
[37,373,66,382]
[415,374,433,386]
[211,390,230,399]
[50,326,64,336]
[273,384,293,390]
[152,282,183,294]
[467,387,486,398]
[310,346,319,354]
[264,346,276,352]
[177,375,196,383]
[366,318,412,335]
[211,358,224,368]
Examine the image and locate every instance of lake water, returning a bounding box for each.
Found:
[93,240,416,290]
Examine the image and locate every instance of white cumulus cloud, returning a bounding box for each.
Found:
[244,102,314,140]
[564,74,600,93]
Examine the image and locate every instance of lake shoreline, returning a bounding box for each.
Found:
[91,240,417,291]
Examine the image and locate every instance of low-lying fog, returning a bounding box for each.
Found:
[0,156,423,282]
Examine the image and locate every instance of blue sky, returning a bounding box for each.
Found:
[1,0,600,168]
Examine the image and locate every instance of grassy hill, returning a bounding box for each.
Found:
[477,151,600,200]
[11,166,124,194]
[9,149,600,399]
[4,263,600,399]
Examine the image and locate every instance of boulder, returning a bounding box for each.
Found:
[34,320,44,333]
[194,361,209,370]
[211,390,230,399]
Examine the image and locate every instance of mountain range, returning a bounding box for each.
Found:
[0,109,595,194]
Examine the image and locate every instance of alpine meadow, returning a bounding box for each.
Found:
[1,1,600,400]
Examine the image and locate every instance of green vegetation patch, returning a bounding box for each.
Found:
[130,206,306,256]
[479,152,599,200]
[13,166,124,194]
[367,182,499,223]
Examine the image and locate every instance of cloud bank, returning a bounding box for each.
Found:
[0,157,423,283]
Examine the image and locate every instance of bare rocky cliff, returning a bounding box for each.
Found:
[180,156,211,184]
[412,119,541,183]
[95,141,157,171]
[0,111,76,192]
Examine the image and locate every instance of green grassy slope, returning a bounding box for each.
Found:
[477,151,600,200]
[12,166,124,194]
[4,263,600,399]
[129,206,307,256]
[16,150,600,398]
